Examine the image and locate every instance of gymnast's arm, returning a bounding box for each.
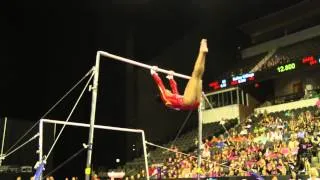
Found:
[167,71,179,95]
[151,67,167,95]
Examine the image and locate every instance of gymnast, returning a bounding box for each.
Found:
[151,39,208,110]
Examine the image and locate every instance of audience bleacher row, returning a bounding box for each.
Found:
[120,119,238,176]
[120,105,320,179]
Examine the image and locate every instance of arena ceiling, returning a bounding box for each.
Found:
[0,0,307,119]
[102,0,306,59]
[2,0,306,60]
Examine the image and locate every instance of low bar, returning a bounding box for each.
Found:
[42,119,144,134]
[41,119,150,180]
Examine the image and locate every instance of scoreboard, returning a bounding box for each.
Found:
[209,55,320,91]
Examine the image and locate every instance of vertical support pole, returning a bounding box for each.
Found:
[0,117,7,166]
[85,52,100,180]
[141,131,149,180]
[53,124,57,141]
[246,93,249,106]
[39,119,44,179]
[197,100,203,180]
[236,88,239,104]
[222,92,225,106]
[241,90,245,105]
[230,91,233,105]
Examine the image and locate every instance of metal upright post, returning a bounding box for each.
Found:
[85,52,100,180]
[0,117,7,166]
[141,131,150,180]
[39,119,44,179]
[241,89,245,105]
[246,93,249,106]
[236,88,240,104]
[197,100,203,180]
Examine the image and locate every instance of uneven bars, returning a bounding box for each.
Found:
[98,51,191,80]
[42,119,144,134]
[41,119,150,179]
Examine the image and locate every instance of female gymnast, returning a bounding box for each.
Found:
[151,39,208,110]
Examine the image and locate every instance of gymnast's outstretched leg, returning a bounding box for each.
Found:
[183,39,208,106]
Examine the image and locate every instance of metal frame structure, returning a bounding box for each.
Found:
[86,51,203,180]
[39,119,149,180]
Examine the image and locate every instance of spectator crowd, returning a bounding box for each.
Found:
[128,106,320,179]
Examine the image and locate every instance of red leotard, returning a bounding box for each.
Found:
[152,73,199,110]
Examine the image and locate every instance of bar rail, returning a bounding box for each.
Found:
[98,51,191,80]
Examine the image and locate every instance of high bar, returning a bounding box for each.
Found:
[41,119,144,134]
[98,51,191,80]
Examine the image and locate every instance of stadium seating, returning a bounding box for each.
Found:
[118,103,320,179]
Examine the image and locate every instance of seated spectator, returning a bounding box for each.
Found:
[308,167,320,180]
[127,105,320,179]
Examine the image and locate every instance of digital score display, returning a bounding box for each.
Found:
[276,55,319,73]
[276,63,296,73]
[302,56,318,66]
[209,79,227,90]
[208,54,320,91]
[209,73,255,90]
[230,73,255,85]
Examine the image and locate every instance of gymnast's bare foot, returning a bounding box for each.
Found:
[200,39,208,54]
